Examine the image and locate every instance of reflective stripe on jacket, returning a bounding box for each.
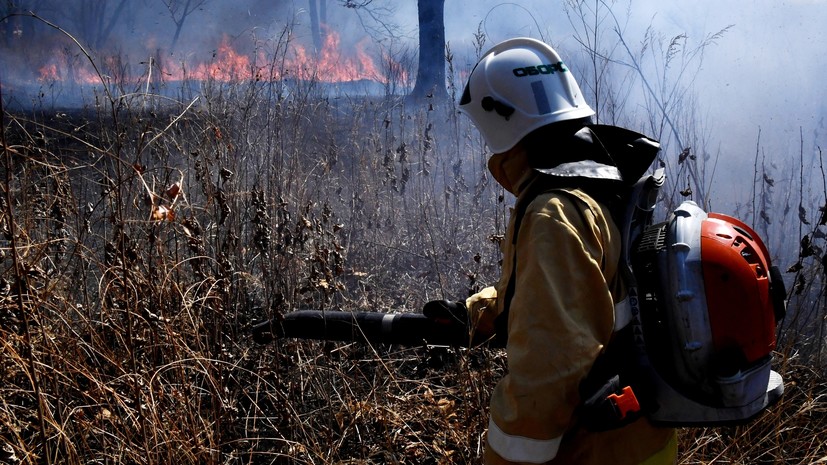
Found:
[468,184,675,465]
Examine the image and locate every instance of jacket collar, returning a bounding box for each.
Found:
[527,124,660,187]
[489,124,660,197]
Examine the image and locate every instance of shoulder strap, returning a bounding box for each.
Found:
[579,170,666,429]
[615,169,665,289]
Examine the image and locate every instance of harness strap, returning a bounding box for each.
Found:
[614,297,633,332]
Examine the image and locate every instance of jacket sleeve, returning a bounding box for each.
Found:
[485,193,619,464]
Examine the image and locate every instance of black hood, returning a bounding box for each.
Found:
[530,124,660,185]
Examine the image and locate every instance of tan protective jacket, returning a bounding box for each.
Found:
[468,172,676,464]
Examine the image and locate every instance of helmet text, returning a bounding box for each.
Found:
[512,62,568,77]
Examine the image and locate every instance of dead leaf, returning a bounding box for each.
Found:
[151,205,175,222]
[165,182,181,199]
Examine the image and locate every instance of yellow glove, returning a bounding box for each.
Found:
[465,286,499,342]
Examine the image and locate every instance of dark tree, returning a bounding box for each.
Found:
[409,0,447,101]
[58,0,129,50]
[164,0,209,54]
[308,0,328,53]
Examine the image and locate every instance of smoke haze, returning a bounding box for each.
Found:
[1,0,825,203]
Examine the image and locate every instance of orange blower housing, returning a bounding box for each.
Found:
[701,213,778,367]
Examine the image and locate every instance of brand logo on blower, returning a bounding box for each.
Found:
[512,62,568,77]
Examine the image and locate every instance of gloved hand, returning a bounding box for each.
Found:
[465,286,498,342]
[423,300,471,345]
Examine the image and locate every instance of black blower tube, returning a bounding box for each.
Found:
[251,310,477,347]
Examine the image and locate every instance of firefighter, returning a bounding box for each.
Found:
[427,37,677,464]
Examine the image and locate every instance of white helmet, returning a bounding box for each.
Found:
[459,37,595,153]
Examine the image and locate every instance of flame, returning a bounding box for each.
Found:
[189,37,255,81]
[37,48,106,85]
[38,64,60,82]
[302,28,383,82]
[32,28,404,87]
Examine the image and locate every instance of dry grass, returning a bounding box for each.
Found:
[1,30,826,465]
[0,81,505,463]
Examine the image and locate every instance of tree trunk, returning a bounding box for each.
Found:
[98,0,128,49]
[409,0,448,102]
[169,0,193,54]
[309,0,322,53]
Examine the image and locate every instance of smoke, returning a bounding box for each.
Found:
[638,0,825,204]
[637,0,826,144]
[448,0,824,205]
[2,1,824,199]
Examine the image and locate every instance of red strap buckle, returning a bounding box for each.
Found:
[607,386,641,419]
